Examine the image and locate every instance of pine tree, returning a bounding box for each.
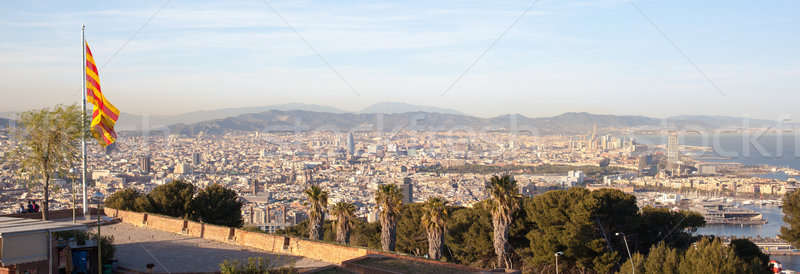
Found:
[781,190,800,246]
[643,242,681,274]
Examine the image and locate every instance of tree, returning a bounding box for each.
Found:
[642,242,681,274]
[638,207,705,250]
[486,175,520,269]
[304,185,328,241]
[524,188,638,273]
[105,188,141,211]
[330,202,356,244]
[730,238,770,274]
[446,204,495,267]
[351,221,382,250]
[396,203,427,256]
[375,183,403,251]
[616,252,645,274]
[781,190,800,246]
[11,104,82,220]
[421,197,448,260]
[192,184,244,227]
[678,238,749,274]
[138,180,195,218]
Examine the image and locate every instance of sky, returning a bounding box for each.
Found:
[1,0,798,119]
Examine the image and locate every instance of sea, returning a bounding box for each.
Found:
[634,134,800,269]
[634,134,800,170]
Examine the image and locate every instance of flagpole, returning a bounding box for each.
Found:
[81,25,89,218]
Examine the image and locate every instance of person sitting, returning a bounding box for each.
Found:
[32,201,40,213]
[27,201,34,213]
[18,203,25,213]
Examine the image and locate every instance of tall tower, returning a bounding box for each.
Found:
[347,132,355,156]
[400,177,414,204]
[588,123,598,150]
[138,155,151,174]
[667,134,679,174]
[192,152,202,166]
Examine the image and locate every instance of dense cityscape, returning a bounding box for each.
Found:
[2,0,799,273]
[2,119,798,229]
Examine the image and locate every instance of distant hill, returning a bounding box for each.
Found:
[359,102,464,115]
[167,110,666,136]
[4,103,781,134]
[116,103,348,131]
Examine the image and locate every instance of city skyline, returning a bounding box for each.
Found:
[3,1,800,272]
[1,0,798,120]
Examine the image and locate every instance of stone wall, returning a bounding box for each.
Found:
[144,214,186,234]
[107,209,486,268]
[186,219,204,238]
[104,208,146,225]
[203,223,233,242]
[290,239,369,265]
[107,209,371,265]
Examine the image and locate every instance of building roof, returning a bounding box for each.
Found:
[0,217,87,237]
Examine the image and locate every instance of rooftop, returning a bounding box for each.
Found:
[0,217,86,237]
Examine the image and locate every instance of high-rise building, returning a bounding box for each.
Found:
[138,155,151,174]
[667,134,679,172]
[192,152,202,166]
[347,132,355,156]
[400,177,414,204]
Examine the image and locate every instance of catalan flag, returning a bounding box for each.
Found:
[85,42,120,147]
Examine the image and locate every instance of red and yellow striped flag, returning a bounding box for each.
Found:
[85,42,120,147]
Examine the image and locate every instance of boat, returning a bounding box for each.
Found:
[691,201,767,225]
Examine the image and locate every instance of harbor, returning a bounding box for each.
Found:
[637,191,800,270]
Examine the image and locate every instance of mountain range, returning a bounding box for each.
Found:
[114,102,467,130]
[1,102,781,134]
[115,103,348,131]
[165,110,779,136]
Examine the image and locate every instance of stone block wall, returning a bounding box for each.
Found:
[145,214,186,234]
[105,209,458,267]
[203,223,233,242]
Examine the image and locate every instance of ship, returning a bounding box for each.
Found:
[691,201,767,225]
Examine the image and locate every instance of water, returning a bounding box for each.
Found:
[694,205,783,238]
[634,134,800,170]
[693,205,800,270]
[633,134,800,269]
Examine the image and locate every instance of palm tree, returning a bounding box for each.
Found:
[304,185,328,241]
[330,202,356,244]
[486,175,520,269]
[421,197,448,260]
[375,183,403,251]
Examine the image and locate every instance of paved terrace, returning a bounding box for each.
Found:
[104,222,329,273]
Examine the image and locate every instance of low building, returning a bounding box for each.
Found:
[0,217,87,274]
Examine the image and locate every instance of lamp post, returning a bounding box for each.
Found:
[70,168,77,223]
[616,232,634,274]
[554,251,563,274]
[94,191,104,274]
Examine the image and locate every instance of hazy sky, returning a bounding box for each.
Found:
[1,0,798,119]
